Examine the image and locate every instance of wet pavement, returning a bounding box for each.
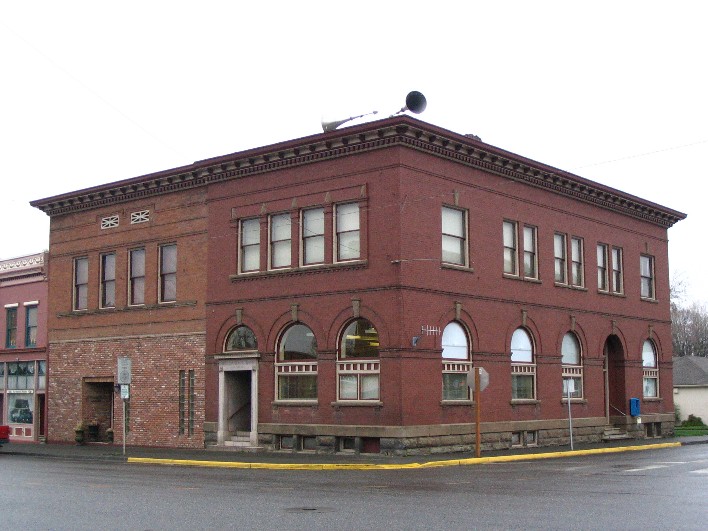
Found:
[3,435,707,468]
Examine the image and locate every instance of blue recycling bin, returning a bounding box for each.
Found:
[629,397,640,417]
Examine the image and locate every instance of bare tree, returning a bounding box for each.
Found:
[671,301,708,357]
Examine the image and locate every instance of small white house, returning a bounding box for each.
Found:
[673,356,708,424]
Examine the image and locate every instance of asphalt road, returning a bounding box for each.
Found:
[3,445,707,530]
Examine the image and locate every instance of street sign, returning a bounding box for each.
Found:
[117,357,132,385]
[467,367,489,392]
[120,384,130,400]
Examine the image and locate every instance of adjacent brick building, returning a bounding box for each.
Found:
[32,116,685,454]
[0,252,48,442]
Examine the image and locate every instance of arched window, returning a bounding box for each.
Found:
[642,340,659,398]
[442,322,470,401]
[224,325,257,351]
[561,332,582,398]
[338,318,380,401]
[275,324,317,401]
[510,328,535,400]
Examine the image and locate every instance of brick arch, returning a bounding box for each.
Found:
[504,315,542,357]
[434,306,480,355]
[328,304,391,353]
[554,322,589,362]
[215,315,266,354]
[266,306,326,355]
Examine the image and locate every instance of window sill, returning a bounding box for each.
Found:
[510,399,540,406]
[503,273,542,284]
[597,290,626,298]
[272,400,318,407]
[331,400,383,408]
[441,263,474,273]
[640,297,658,304]
[441,400,473,406]
[60,300,197,317]
[561,398,587,404]
[554,282,587,292]
[230,260,368,281]
[642,397,663,402]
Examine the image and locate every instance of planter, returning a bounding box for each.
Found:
[75,429,85,445]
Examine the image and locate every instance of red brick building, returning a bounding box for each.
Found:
[32,116,685,454]
[0,252,49,442]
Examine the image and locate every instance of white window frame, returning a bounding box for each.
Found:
[334,203,360,262]
[511,328,536,400]
[611,246,623,294]
[269,213,292,270]
[570,237,584,287]
[561,332,583,399]
[337,360,380,401]
[640,255,655,299]
[128,248,146,306]
[554,233,567,284]
[239,218,261,273]
[522,225,538,279]
[301,207,325,266]
[100,252,116,309]
[503,220,518,275]
[441,321,471,401]
[441,206,468,267]
[275,324,318,402]
[642,339,659,398]
[597,243,609,292]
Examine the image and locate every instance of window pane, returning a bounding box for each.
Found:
[337,231,360,261]
[511,329,533,363]
[642,340,656,367]
[280,324,317,361]
[442,235,464,265]
[303,208,324,236]
[336,203,359,232]
[512,374,534,399]
[563,377,582,398]
[225,326,257,351]
[161,245,177,274]
[361,374,380,400]
[271,214,291,241]
[443,373,468,400]
[242,246,260,272]
[341,319,379,359]
[278,374,317,400]
[241,218,260,246]
[303,236,325,264]
[441,322,468,360]
[442,207,464,237]
[643,377,657,398]
[131,249,145,276]
[339,374,358,399]
[561,333,580,365]
[504,248,516,274]
[271,240,291,268]
[76,258,88,284]
[503,221,516,248]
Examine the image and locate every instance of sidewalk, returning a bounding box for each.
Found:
[4,436,707,470]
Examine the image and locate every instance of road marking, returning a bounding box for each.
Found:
[691,468,708,474]
[624,465,669,473]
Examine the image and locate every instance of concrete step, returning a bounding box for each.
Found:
[602,426,631,441]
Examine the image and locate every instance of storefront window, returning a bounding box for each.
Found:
[8,361,35,390]
[9,393,34,424]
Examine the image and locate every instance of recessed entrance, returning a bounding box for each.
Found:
[604,335,626,422]
[217,356,259,447]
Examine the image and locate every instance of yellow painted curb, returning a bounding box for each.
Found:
[127,442,682,471]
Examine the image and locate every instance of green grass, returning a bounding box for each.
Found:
[674,426,708,436]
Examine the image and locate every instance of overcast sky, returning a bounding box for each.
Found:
[2,1,706,305]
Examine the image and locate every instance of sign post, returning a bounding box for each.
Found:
[467,367,489,458]
[565,378,574,451]
[117,358,131,456]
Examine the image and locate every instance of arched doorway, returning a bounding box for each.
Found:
[603,335,626,423]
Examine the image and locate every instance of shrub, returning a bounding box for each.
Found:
[682,414,706,427]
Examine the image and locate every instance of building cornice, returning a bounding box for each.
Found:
[30,116,686,227]
[0,252,47,281]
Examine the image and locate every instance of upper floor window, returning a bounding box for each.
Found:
[335,203,360,261]
[611,247,623,294]
[561,332,583,399]
[523,226,538,279]
[511,328,535,400]
[129,248,146,306]
[503,221,518,275]
[5,307,17,348]
[270,213,292,269]
[240,218,261,273]
[441,321,470,401]
[302,208,325,266]
[442,206,467,266]
[276,324,317,401]
[100,253,116,308]
[74,257,89,311]
[224,325,258,351]
[598,244,623,294]
[159,244,177,303]
[504,221,538,280]
[640,255,655,299]
[570,237,584,287]
[554,233,567,283]
[338,318,380,401]
[25,305,38,348]
[642,340,659,398]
